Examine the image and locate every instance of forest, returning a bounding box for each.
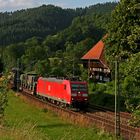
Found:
[0,3,116,46]
[0,2,117,75]
[0,0,140,125]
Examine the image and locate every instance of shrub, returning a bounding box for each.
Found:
[0,77,8,125]
[0,121,47,140]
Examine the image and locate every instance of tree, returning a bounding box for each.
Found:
[106,0,140,76]
[34,59,50,76]
[106,0,140,125]
[122,53,140,126]
[106,0,140,61]
[21,45,48,71]
[3,43,25,70]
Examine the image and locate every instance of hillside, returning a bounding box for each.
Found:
[1,2,118,75]
[0,2,117,46]
[0,5,79,46]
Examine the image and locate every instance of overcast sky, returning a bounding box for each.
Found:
[0,0,119,12]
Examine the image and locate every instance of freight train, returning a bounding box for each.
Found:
[10,71,88,108]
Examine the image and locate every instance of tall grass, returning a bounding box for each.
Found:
[0,77,8,125]
[0,121,47,140]
[0,91,119,140]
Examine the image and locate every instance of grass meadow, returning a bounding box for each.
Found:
[0,91,117,140]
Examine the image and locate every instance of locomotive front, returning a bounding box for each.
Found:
[70,81,88,108]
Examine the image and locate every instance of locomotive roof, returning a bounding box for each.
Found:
[39,77,64,83]
[39,77,86,84]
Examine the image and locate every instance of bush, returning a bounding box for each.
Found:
[89,82,126,110]
[121,53,140,126]
[0,77,8,125]
[128,106,140,127]
[0,121,47,140]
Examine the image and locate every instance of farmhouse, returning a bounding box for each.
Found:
[81,36,111,82]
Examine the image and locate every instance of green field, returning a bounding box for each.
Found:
[0,91,117,140]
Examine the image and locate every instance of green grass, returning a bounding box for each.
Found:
[0,90,117,140]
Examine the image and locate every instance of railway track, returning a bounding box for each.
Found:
[17,89,140,140]
[88,104,131,125]
[89,104,131,118]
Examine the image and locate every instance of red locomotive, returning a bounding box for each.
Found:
[19,73,88,108]
[36,77,88,108]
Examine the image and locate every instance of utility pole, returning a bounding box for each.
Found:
[115,59,120,138]
[88,59,90,82]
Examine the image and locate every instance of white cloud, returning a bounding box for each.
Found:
[0,0,40,11]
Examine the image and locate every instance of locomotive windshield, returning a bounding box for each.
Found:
[71,84,87,91]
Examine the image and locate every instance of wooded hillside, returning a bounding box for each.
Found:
[0,2,117,46]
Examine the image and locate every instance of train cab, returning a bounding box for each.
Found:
[70,81,88,108]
